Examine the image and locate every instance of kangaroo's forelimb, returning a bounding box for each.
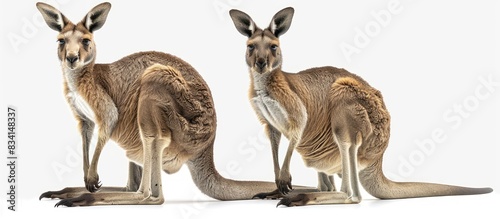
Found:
[318,172,335,192]
[77,117,94,190]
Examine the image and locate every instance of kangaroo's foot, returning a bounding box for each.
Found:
[40,187,127,200]
[277,192,361,207]
[54,192,164,207]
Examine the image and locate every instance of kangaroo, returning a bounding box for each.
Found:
[36,2,281,207]
[229,7,493,207]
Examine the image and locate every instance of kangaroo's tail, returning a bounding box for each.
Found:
[187,139,283,200]
[360,159,493,199]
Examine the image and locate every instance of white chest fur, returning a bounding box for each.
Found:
[251,72,291,133]
[64,68,96,123]
[251,72,308,136]
[67,91,96,123]
[251,90,289,132]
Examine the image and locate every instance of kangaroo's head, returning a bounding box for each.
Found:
[229,7,294,74]
[36,2,111,71]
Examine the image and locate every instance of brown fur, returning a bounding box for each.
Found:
[37,2,279,207]
[230,7,492,206]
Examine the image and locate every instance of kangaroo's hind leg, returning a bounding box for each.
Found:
[277,130,365,207]
[52,127,170,207]
[278,81,372,207]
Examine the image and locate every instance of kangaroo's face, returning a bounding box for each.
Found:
[37,2,111,71]
[246,30,281,74]
[230,7,294,74]
[57,24,96,70]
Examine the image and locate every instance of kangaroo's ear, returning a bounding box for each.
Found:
[229,9,258,38]
[268,7,294,38]
[36,2,70,32]
[81,2,111,33]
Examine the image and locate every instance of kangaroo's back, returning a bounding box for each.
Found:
[287,66,371,103]
[89,51,214,150]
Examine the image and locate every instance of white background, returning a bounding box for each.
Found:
[1,0,499,218]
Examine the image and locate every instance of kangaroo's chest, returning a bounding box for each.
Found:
[250,72,309,138]
[64,69,97,123]
[251,91,290,133]
[67,91,96,123]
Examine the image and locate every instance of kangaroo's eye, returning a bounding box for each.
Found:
[82,39,91,46]
[57,39,65,45]
[247,44,255,51]
[270,45,278,51]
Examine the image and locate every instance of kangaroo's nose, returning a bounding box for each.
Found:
[256,59,267,69]
[66,56,78,64]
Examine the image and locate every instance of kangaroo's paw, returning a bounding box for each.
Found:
[276,172,292,195]
[84,174,101,193]
[253,189,283,200]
